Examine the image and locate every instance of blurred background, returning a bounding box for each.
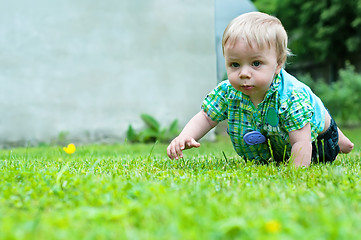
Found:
[1,0,360,148]
[253,0,361,128]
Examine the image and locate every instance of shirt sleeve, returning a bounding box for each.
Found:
[281,91,314,132]
[201,81,229,122]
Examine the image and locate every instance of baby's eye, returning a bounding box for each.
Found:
[252,61,261,67]
[231,62,240,68]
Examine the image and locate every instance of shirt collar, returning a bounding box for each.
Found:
[264,70,282,99]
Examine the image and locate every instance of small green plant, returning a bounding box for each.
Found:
[321,63,361,125]
[126,113,179,143]
[298,63,361,126]
[47,131,69,146]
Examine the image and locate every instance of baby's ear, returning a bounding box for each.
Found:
[276,63,283,74]
[277,56,287,72]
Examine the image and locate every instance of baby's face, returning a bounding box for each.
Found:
[224,38,282,106]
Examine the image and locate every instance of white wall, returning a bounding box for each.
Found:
[215,0,257,83]
[0,0,217,146]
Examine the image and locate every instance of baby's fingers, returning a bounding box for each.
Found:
[167,139,184,160]
[166,143,176,159]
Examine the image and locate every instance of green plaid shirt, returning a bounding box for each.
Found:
[202,69,326,162]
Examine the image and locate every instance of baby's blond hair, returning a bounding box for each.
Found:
[222,12,290,66]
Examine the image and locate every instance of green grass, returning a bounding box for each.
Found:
[0,132,360,240]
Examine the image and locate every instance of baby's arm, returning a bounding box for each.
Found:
[167,110,218,160]
[289,123,312,167]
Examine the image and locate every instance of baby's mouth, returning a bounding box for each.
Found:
[240,85,254,90]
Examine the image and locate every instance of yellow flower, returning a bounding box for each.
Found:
[265,220,281,233]
[63,143,76,155]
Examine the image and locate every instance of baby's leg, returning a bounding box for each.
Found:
[338,128,354,153]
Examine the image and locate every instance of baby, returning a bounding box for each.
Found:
[167,12,354,166]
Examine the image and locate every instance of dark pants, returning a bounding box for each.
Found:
[311,117,340,163]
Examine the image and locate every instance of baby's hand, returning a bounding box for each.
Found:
[167,135,201,160]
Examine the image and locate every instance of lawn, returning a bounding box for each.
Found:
[0,130,360,240]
